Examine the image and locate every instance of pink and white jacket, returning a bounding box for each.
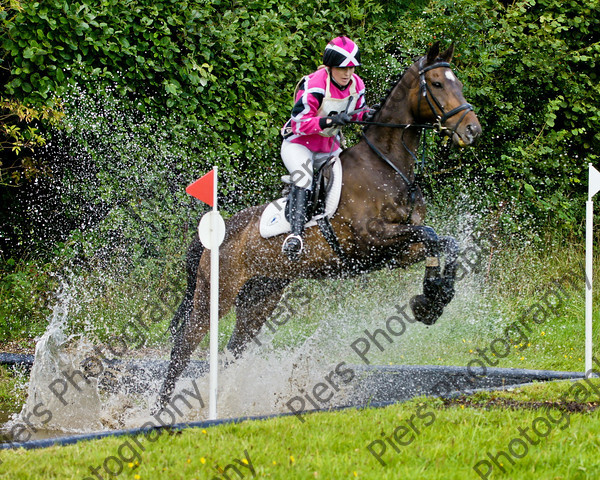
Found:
[281,67,367,153]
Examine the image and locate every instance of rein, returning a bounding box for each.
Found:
[361,132,415,189]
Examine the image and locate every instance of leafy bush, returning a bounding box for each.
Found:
[0,258,57,341]
[456,0,599,235]
[1,0,599,343]
[0,0,598,261]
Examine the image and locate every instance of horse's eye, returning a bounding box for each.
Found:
[432,81,443,89]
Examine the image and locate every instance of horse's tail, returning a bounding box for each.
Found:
[169,233,204,337]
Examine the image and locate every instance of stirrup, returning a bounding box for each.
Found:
[282,234,304,260]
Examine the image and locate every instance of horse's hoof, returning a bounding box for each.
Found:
[156,380,174,412]
[410,294,443,326]
[150,403,161,416]
[151,397,168,415]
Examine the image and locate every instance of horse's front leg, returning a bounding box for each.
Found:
[158,307,209,409]
[410,233,459,325]
[366,222,458,325]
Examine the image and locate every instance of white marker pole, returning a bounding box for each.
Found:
[586,192,593,377]
[585,163,600,377]
[191,166,226,419]
[209,166,219,419]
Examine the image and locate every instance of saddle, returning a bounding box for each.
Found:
[282,157,335,223]
[259,156,343,239]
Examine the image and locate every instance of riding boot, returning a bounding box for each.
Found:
[282,185,310,260]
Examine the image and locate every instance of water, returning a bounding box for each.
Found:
[0,238,496,446]
[0,85,500,445]
[0,296,359,443]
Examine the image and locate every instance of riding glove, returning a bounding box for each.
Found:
[364,106,378,122]
[324,112,352,127]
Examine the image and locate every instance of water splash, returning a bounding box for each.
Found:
[1,83,505,441]
[7,283,102,439]
[2,235,500,443]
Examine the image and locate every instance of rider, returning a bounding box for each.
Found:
[280,36,369,260]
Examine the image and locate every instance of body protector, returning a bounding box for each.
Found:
[317,72,359,137]
[280,67,366,153]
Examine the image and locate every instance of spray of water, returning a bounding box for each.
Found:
[6,282,101,438]
[1,83,502,442]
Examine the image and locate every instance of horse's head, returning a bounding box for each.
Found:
[411,42,481,147]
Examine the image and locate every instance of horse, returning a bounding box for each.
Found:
[158,42,482,406]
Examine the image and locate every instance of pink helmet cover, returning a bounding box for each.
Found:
[323,36,361,67]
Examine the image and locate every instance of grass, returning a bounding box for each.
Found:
[0,379,599,479]
[0,366,27,418]
[1,220,600,478]
[0,259,58,343]
[238,235,596,375]
[1,218,596,372]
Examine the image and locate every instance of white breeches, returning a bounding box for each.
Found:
[281,140,341,190]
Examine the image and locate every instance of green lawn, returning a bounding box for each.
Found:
[1,235,599,479]
[0,379,599,479]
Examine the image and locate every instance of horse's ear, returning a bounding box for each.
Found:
[440,43,455,62]
[426,41,440,65]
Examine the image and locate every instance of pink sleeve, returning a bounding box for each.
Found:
[351,75,368,121]
[291,91,325,135]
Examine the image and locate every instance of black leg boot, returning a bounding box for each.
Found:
[282,185,310,261]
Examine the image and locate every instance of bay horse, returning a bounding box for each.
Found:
[158,42,481,406]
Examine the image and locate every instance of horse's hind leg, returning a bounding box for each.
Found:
[410,230,459,325]
[158,272,210,407]
[227,276,291,358]
[158,264,250,407]
[169,234,204,336]
[158,286,210,407]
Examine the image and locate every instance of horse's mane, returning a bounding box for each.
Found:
[363,53,450,133]
[374,57,422,107]
[362,56,421,132]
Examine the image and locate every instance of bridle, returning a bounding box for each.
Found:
[317,59,475,264]
[417,60,473,138]
[352,60,473,185]
[345,59,474,222]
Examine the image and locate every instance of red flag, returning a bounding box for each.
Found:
[186,170,215,206]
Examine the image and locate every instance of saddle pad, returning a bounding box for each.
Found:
[259,157,343,239]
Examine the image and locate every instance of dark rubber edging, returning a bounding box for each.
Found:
[0,363,584,452]
[0,353,34,371]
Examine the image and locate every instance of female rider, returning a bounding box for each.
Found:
[280,36,369,260]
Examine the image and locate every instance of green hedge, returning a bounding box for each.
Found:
[1,0,599,260]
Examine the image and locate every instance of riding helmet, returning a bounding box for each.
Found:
[322,36,361,67]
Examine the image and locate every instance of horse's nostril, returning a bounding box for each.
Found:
[467,123,481,138]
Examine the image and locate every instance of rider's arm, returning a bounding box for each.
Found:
[288,70,368,134]
[289,89,327,135]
